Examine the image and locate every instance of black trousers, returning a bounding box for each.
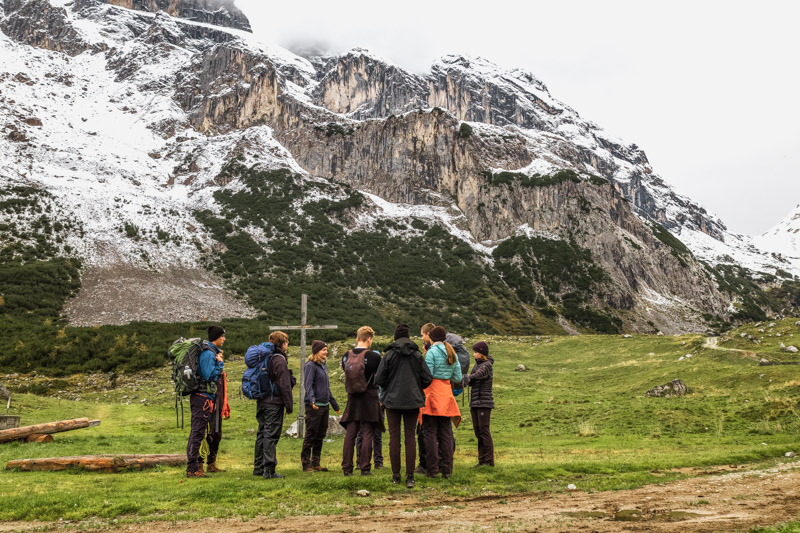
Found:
[417,420,426,469]
[357,404,384,467]
[422,414,454,477]
[186,394,212,473]
[342,420,377,474]
[301,405,329,469]
[255,401,285,475]
[471,408,494,466]
[386,408,417,478]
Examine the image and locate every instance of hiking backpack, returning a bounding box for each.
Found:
[169,337,207,396]
[168,337,212,428]
[446,333,471,376]
[343,349,369,394]
[241,342,277,400]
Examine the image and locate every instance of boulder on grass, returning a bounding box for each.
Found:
[645,379,689,398]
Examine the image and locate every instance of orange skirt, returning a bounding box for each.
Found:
[419,378,461,427]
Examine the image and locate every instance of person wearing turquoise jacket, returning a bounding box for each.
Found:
[420,326,462,478]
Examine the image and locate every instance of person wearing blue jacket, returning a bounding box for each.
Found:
[186,325,225,478]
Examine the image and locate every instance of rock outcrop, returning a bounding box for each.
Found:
[104,0,252,32]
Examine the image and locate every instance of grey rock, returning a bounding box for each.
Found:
[515,364,527,372]
[645,379,689,398]
[357,490,370,497]
[786,346,798,353]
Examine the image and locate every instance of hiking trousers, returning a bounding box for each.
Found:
[186,394,213,473]
[422,414,454,477]
[356,404,384,468]
[301,404,329,469]
[471,407,494,466]
[255,401,285,475]
[342,420,377,474]
[386,408,417,478]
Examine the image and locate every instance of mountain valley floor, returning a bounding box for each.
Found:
[2,323,800,531]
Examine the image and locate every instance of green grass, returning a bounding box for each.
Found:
[2,331,800,524]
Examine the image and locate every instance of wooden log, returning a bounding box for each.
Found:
[0,418,100,443]
[6,454,187,472]
[25,434,54,443]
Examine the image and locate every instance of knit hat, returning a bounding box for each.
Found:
[311,340,327,355]
[472,341,489,357]
[394,324,410,340]
[208,325,225,343]
[429,326,447,343]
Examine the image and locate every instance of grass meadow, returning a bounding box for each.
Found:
[2,320,800,526]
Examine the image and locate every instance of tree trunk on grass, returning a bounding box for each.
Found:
[0,418,100,443]
[6,454,187,472]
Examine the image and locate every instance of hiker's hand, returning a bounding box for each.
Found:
[216,353,223,362]
[312,404,319,410]
[336,410,341,415]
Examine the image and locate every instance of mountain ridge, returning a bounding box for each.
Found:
[0,0,797,335]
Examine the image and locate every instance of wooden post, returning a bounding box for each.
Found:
[6,454,186,472]
[269,293,337,440]
[0,418,100,443]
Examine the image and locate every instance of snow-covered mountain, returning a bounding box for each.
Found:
[0,0,796,332]
[756,205,800,266]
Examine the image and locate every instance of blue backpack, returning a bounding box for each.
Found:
[242,342,277,400]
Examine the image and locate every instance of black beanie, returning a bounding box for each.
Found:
[311,340,327,355]
[429,326,446,343]
[394,324,410,340]
[208,325,225,343]
[472,341,489,357]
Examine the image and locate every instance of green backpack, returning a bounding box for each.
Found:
[169,337,215,428]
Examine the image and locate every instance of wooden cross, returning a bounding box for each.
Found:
[269,294,338,439]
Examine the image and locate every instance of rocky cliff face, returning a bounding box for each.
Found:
[1,0,793,332]
[104,0,251,32]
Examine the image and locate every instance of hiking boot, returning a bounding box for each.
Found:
[264,472,285,479]
[406,476,415,489]
[414,465,426,474]
[343,471,353,477]
[312,466,328,472]
[442,473,451,479]
[303,466,315,473]
[206,463,225,473]
[375,464,385,469]
[186,470,208,478]
[360,470,372,476]
[391,474,401,484]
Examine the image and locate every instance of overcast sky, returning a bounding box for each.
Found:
[236,0,800,237]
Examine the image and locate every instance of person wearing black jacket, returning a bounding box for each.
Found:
[255,330,295,479]
[464,341,494,467]
[375,324,433,488]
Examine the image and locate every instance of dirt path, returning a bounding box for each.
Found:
[704,337,759,360]
[3,461,800,532]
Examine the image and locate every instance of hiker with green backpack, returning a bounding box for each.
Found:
[185,325,226,478]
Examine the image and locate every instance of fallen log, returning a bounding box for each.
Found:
[25,434,54,443]
[0,418,100,443]
[6,454,187,472]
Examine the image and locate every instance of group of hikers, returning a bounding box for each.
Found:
[182,323,495,489]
